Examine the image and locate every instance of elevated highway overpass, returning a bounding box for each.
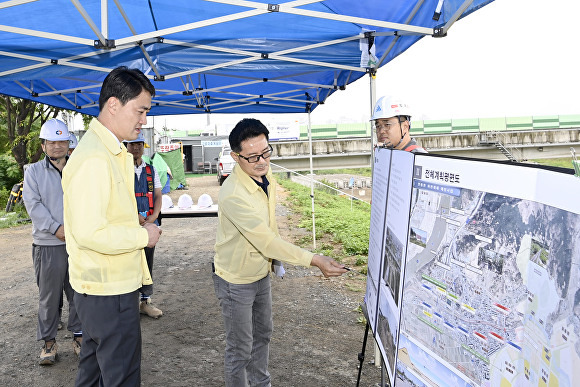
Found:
[270,127,580,172]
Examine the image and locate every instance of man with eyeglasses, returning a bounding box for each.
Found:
[372,96,427,153]
[213,118,347,386]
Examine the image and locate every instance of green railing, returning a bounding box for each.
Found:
[297,114,580,139]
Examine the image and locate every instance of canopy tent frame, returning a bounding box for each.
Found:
[0,0,491,116]
[0,0,494,255]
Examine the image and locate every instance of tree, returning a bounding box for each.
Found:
[0,96,61,170]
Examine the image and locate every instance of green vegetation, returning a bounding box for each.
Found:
[0,203,30,229]
[531,241,549,265]
[312,167,372,177]
[184,173,206,179]
[529,157,574,169]
[0,153,22,209]
[278,177,370,258]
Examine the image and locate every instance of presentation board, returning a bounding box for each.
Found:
[364,148,580,386]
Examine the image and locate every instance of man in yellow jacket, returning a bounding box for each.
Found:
[62,66,162,386]
[213,118,347,386]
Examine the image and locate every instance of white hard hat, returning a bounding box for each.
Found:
[371,96,412,121]
[39,119,70,141]
[125,132,150,148]
[177,194,193,210]
[69,133,78,149]
[161,195,174,210]
[197,194,213,209]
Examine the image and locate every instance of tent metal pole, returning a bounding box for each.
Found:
[441,0,475,35]
[101,0,108,39]
[370,73,376,150]
[369,72,383,371]
[370,72,377,179]
[308,111,316,250]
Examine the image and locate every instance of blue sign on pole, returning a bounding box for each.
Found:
[349,177,354,188]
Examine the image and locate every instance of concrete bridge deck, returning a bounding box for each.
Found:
[270,127,580,172]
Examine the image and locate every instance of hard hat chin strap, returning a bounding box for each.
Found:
[382,116,406,150]
[48,155,66,165]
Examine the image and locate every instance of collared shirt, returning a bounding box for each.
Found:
[214,164,313,284]
[134,160,162,189]
[22,156,66,246]
[62,118,151,296]
[253,175,269,196]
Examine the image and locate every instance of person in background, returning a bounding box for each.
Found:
[68,133,78,156]
[372,96,427,153]
[22,118,82,365]
[213,118,347,386]
[125,133,163,318]
[62,66,162,386]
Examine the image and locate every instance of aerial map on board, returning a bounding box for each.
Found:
[397,181,580,387]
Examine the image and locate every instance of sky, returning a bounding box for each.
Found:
[156,0,580,132]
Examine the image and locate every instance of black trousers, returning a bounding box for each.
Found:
[139,246,155,298]
[74,290,141,387]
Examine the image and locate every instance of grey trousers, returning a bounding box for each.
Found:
[213,273,273,387]
[32,244,81,341]
[74,290,141,387]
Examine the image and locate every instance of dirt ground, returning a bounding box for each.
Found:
[0,175,382,386]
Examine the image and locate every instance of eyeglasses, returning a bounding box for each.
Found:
[234,145,273,163]
[375,120,400,132]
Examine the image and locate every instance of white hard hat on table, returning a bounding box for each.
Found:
[197,194,213,209]
[177,194,193,209]
[162,195,174,210]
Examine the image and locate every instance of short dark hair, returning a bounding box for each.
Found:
[228,118,269,152]
[98,66,155,111]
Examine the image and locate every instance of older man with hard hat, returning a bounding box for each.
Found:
[22,118,83,365]
[125,132,163,318]
[372,96,427,153]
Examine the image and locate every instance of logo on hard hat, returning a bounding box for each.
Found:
[56,130,62,135]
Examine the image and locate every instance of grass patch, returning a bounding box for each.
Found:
[312,167,372,177]
[529,157,574,169]
[278,177,370,259]
[0,204,31,229]
[184,173,209,178]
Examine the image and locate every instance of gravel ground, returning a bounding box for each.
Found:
[0,175,383,386]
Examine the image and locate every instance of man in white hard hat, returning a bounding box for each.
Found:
[62,67,162,386]
[22,118,83,365]
[372,96,427,153]
[68,133,78,156]
[124,132,163,319]
[213,118,347,386]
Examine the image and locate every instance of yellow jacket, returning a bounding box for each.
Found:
[62,118,151,295]
[214,164,313,284]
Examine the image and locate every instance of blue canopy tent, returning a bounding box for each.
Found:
[0,0,493,249]
[0,0,492,116]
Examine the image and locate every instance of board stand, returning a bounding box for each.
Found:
[356,303,388,387]
[356,320,370,387]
